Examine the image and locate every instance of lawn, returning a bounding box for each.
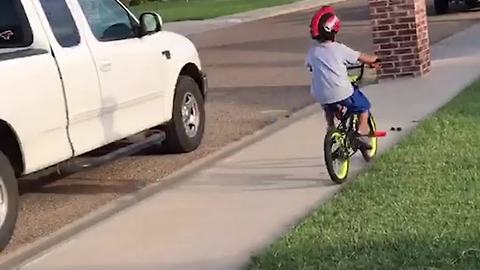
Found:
[248,79,480,269]
[129,0,300,22]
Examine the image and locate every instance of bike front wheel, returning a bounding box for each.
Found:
[324,129,350,184]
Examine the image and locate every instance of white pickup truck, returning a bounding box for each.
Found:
[0,0,207,250]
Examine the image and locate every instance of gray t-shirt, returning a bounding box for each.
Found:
[305,42,360,105]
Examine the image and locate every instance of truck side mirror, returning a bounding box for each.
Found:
[139,12,163,36]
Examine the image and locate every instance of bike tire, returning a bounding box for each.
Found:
[361,114,378,162]
[324,128,350,184]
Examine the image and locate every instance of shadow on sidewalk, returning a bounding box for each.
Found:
[183,156,339,190]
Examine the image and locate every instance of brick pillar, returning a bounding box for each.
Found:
[369,0,431,79]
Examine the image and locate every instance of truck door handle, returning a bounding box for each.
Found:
[162,50,171,60]
[100,61,112,72]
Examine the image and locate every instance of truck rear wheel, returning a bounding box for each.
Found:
[465,0,478,8]
[164,75,205,153]
[0,152,18,252]
[434,0,449,14]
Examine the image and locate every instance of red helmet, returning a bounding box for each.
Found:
[310,6,342,39]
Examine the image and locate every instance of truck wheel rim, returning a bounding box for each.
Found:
[181,92,200,138]
[0,177,7,227]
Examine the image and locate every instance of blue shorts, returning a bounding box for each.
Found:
[322,87,371,114]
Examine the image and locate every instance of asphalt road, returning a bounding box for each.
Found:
[3,0,479,256]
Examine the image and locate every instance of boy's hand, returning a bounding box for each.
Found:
[358,53,380,67]
[369,57,381,70]
[370,62,381,70]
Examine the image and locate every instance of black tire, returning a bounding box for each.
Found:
[0,152,18,252]
[164,75,205,153]
[465,0,478,9]
[361,114,378,162]
[434,0,449,14]
[324,129,350,184]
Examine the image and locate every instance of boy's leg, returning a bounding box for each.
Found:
[356,111,373,149]
[342,88,372,148]
[322,103,337,130]
[325,110,335,129]
[357,111,370,135]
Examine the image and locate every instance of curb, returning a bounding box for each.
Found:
[0,103,320,270]
[164,0,347,36]
[215,0,345,22]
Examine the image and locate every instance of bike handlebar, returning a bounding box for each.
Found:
[308,59,381,83]
[347,59,381,82]
[347,63,365,82]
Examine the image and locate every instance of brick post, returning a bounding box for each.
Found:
[369,0,431,79]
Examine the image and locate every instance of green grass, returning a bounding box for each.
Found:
[129,0,300,22]
[248,79,480,270]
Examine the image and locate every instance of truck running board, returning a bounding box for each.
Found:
[59,130,166,174]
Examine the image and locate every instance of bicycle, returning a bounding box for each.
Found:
[323,63,386,184]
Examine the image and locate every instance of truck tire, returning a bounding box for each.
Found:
[434,0,449,14]
[164,75,205,153]
[0,152,19,252]
[465,0,477,8]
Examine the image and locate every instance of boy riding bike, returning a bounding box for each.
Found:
[305,6,380,149]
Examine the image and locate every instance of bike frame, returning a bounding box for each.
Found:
[331,63,369,158]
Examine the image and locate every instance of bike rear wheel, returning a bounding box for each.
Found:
[361,114,378,162]
[324,129,350,184]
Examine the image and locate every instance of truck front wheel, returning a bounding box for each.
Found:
[0,152,19,252]
[434,0,449,14]
[164,75,205,153]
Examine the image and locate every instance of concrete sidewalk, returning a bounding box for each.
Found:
[163,0,344,36]
[14,21,480,270]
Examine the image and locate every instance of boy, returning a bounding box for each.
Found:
[305,6,380,148]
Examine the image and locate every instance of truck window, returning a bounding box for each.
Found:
[78,0,136,42]
[40,0,81,48]
[0,0,33,49]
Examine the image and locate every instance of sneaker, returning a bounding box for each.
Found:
[355,133,373,150]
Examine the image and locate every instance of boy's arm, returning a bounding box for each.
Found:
[341,43,381,68]
[358,53,379,65]
[305,55,313,72]
[307,64,313,72]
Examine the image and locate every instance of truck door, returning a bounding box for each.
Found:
[35,0,105,156]
[0,0,73,173]
[71,0,168,145]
